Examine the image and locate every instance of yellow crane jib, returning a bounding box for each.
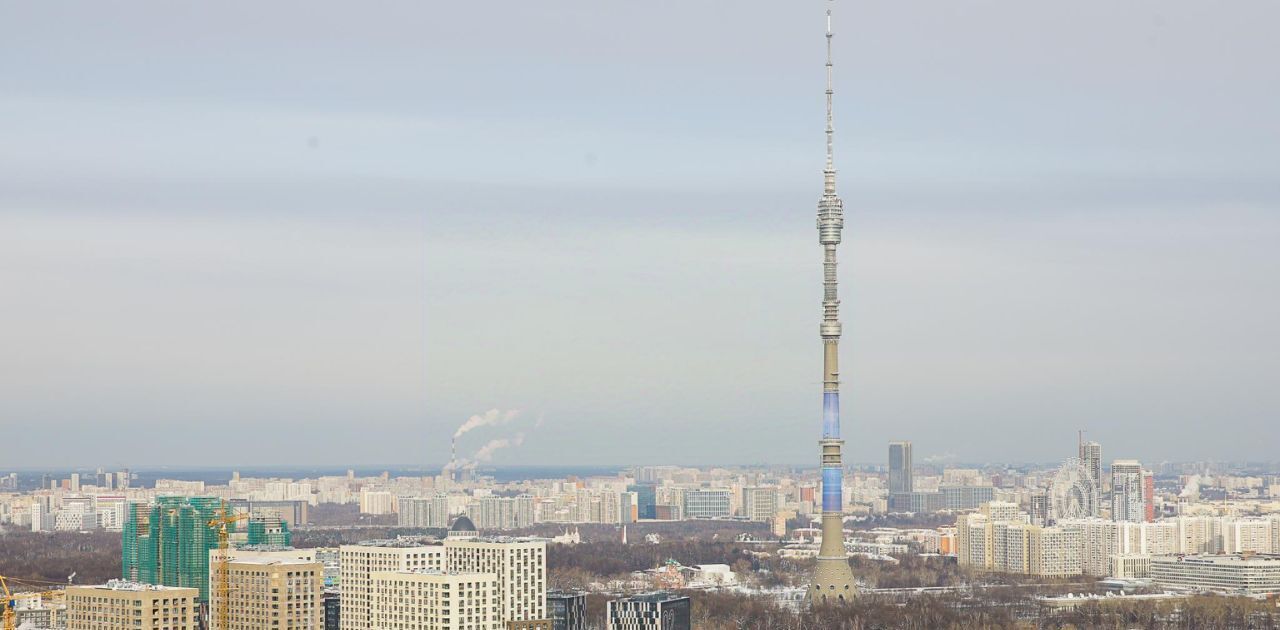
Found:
[207,505,249,630]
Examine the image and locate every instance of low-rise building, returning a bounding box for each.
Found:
[607,592,690,630]
[1151,554,1280,595]
[547,591,586,630]
[1113,554,1152,579]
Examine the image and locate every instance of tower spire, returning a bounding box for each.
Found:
[824,7,836,195]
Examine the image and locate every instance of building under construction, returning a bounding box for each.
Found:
[121,496,229,602]
[245,515,292,547]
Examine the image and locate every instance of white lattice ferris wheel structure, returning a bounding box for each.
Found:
[1049,457,1098,523]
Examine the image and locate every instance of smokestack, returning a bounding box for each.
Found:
[450,436,457,483]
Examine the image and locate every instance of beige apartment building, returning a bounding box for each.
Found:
[66,581,197,630]
[371,570,500,630]
[208,555,323,630]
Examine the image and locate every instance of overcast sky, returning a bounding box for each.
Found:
[2,1,1278,469]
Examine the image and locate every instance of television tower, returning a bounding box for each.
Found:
[810,2,858,602]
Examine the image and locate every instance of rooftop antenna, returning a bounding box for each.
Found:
[823,4,836,196]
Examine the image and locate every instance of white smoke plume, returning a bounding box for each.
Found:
[443,409,543,472]
[453,408,521,440]
[472,432,527,464]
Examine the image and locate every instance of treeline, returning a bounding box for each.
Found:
[513,519,770,543]
[548,540,758,586]
[1046,595,1280,630]
[849,555,973,589]
[308,502,397,527]
[575,590,1279,630]
[548,541,993,591]
[0,528,121,587]
[572,591,1023,630]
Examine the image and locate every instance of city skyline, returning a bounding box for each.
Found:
[4,0,1280,468]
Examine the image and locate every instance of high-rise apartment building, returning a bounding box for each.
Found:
[958,508,1082,578]
[607,593,690,630]
[1111,460,1147,523]
[444,538,547,625]
[1029,491,1050,527]
[209,556,323,630]
[469,496,535,531]
[957,502,1028,571]
[66,581,197,630]
[1078,440,1102,489]
[360,490,397,515]
[370,570,500,630]
[339,540,446,630]
[1224,518,1280,554]
[741,487,780,522]
[888,441,913,494]
[398,495,450,529]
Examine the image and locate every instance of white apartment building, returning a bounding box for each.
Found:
[399,495,450,529]
[468,496,535,531]
[1223,518,1278,554]
[1111,460,1147,523]
[371,570,500,630]
[361,490,398,515]
[1030,526,1083,577]
[1177,515,1224,554]
[444,538,547,625]
[1061,519,1120,576]
[340,541,446,630]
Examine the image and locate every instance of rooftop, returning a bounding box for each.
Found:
[82,580,196,593]
[226,555,319,566]
[350,537,441,548]
[618,591,688,604]
[1154,553,1280,565]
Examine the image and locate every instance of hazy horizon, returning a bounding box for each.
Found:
[3,1,1278,468]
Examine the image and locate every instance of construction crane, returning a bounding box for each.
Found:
[0,576,12,630]
[0,575,67,630]
[207,503,248,630]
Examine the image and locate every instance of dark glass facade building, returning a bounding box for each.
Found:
[547,590,586,630]
[627,484,657,520]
